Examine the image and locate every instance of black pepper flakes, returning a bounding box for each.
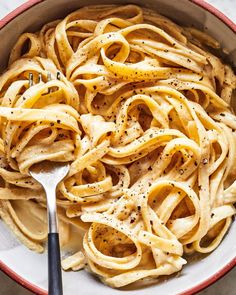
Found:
[202,158,208,165]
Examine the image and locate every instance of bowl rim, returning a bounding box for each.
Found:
[0,0,235,294]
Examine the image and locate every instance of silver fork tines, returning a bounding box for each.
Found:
[28,71,61,94]
[38,73,42,83]
[28,72,34,87]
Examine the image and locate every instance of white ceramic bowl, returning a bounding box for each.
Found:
[0,1,235,294]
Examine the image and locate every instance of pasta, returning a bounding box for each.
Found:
[0,4,236,288]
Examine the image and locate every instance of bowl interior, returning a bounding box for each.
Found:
[0,0,235,294]
[0,0,235,71]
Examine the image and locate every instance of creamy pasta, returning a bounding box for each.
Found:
[0,4,235,288]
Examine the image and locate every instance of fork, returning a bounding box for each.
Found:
[30,161,69,295]
[28,71,67,295]
[28,70,61,90]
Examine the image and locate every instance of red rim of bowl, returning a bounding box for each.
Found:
[0,0,235,294]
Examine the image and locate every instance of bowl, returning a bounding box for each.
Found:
[0,0,235,294]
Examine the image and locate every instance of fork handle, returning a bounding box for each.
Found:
[48,233,63,295]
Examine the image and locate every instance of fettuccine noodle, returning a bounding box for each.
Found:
[0,4,235,288]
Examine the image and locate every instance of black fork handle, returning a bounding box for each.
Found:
[48,233,63,295]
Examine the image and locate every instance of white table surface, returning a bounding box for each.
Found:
[0,0,235,294]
